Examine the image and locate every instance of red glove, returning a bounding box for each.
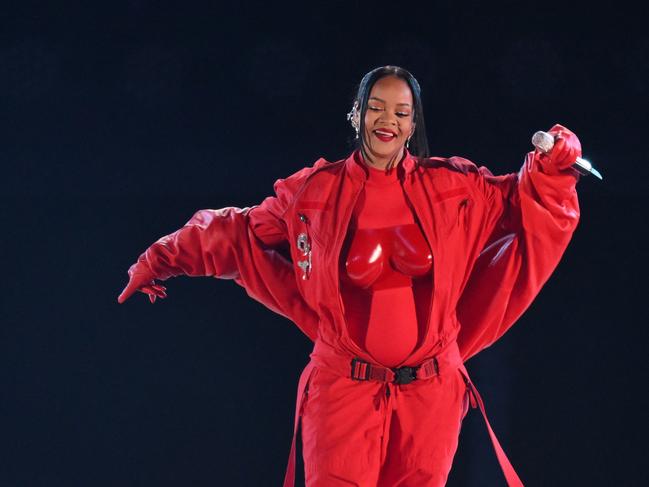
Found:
[536,123,582,172]
[117,261,168,304]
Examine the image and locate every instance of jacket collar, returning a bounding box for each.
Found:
[345,148,417,181]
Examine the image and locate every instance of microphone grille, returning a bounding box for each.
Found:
[531,131,555,153]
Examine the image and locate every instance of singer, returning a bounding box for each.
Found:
[118,65,582,487]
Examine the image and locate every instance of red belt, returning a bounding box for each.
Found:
[282,340,524,487]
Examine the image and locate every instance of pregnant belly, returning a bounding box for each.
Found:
[344,286,419,368]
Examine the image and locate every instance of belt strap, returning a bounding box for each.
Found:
[458,363,524,487]
[282,361,316,487]
[351,356,439,384]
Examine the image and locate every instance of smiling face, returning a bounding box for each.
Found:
[361,75,415,169]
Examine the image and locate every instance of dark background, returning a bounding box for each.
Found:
[3,1,648,486]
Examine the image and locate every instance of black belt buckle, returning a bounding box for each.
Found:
[392,366,417,385]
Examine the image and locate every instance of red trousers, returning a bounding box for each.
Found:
[301,364,469,486]
[284,340,466,486]
[284,340,522,487]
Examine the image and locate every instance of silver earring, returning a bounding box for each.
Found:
[406,136,412,149]
[347,103,360,139]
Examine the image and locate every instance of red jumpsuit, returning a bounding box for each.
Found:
[124,148,580,486]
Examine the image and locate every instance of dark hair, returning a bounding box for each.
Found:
[350,65,430,164]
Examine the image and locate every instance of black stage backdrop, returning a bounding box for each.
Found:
[2,1,648,486]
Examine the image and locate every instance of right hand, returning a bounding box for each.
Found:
[536,123,582,172]
[117,261,167,304]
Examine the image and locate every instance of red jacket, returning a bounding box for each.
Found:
[135,148,580,485]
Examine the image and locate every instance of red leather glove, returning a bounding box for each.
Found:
[117,260,167,304]
[116,208,245,305]
[536,123,582,173]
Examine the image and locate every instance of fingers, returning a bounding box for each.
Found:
[553,135,582,169]
[117,281,167,304]
[551,136,566,156]
[539,124,583,171]
[117,282,137,304]
[139,284,168,303]
[549,123,569,136]
[548,124,581,152]
[148,284,167,297]
[551,136,574,169]
[558,144,577,168]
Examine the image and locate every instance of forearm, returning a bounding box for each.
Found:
[139,207,249,281]
[457,150,580,360]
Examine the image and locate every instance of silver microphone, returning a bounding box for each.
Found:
[532,131,603,180]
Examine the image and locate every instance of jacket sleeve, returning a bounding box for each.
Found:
[455,151,580,361]
[131,166,320,341]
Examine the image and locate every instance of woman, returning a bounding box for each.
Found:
[118,66,582,486]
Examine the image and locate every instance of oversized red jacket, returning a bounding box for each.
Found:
[134,148,580,485]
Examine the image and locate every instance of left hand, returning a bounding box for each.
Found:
[537,124,582,171]
[117,261,168,304]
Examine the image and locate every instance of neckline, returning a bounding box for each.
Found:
[365,163,400,187]
[352,151,403,187]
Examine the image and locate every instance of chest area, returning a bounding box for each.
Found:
[341,224,432,289]
[287,171,475,282]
